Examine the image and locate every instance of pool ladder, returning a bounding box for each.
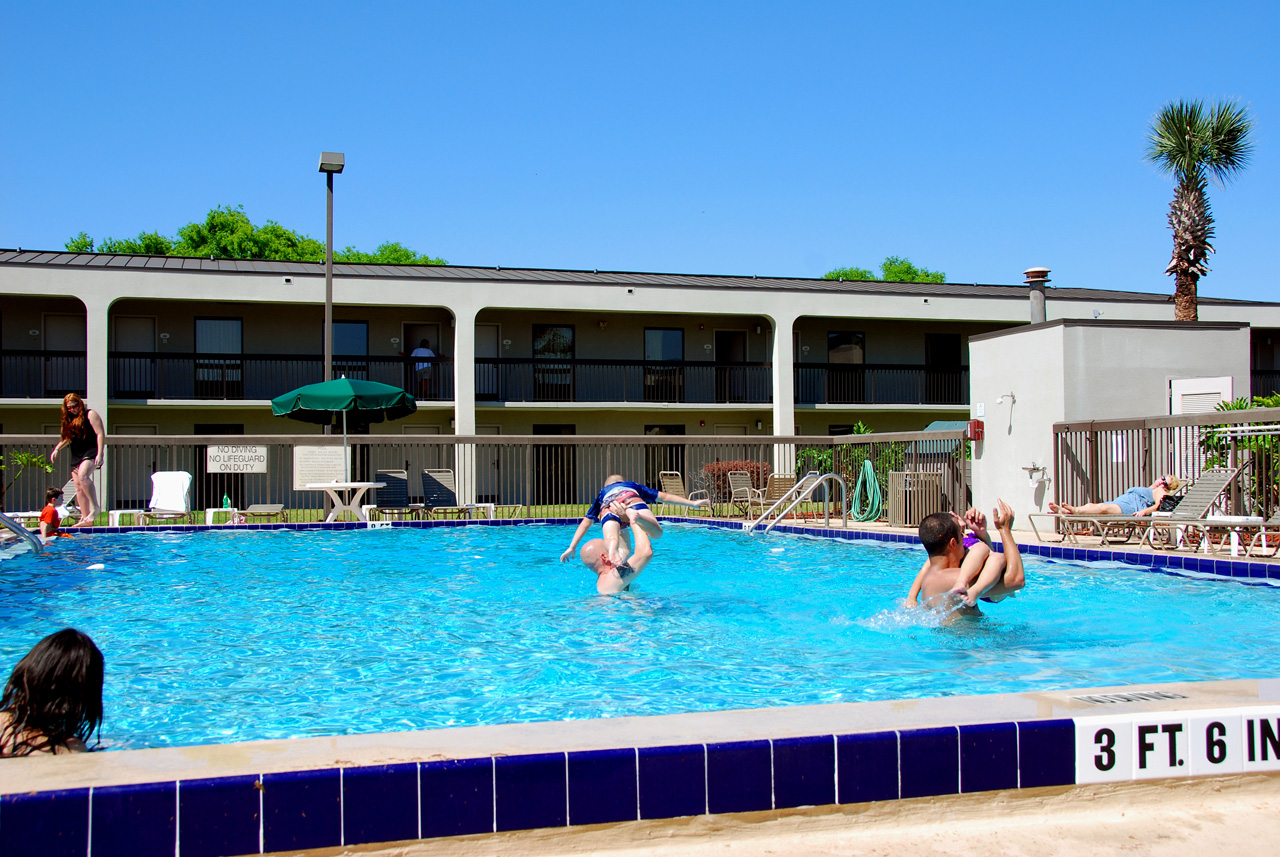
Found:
[0,511,43,555]
[745,472,849,534]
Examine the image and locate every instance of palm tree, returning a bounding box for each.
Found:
[1146,100,1253,321]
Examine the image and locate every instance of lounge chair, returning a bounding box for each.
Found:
[243,504,288,523]
[138,471,193,525]
[1138,467,1240,550]
[727,470,762,518]
[1028,468,1239,546]
[9,477,79,530]
[1244,509,1280,558]
[657,471,709,516]
[367,470,421,521]
[421,469,481,519]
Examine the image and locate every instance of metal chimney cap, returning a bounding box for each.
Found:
[1023,267,1051,284]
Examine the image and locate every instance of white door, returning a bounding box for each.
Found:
[476,324,500,399]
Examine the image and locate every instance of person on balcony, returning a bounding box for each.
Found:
[50,393,105,527]
[410,339,436,397]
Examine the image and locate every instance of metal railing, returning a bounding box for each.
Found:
[794,364,969,405]
[0,349,87,398]
[1052,407,1280,519]
[107,353,455,401]
[474,359,772,404]
[0,429,967,525]
[1252,371,1280,398]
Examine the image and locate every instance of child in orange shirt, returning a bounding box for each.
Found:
[38,486,66,539]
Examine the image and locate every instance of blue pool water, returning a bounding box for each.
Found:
[1,523,1278,750]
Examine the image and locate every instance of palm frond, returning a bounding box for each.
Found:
[1145,99,1254,185]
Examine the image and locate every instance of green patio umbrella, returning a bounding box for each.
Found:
[271,377,417,481]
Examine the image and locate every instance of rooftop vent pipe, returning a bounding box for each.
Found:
[1023,267,1050,324]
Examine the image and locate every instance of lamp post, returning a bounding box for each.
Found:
[318,152,345,382]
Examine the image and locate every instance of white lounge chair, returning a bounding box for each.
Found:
[138,471,193,525]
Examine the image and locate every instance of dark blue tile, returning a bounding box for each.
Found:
[495,752,566,832]
[773,735,835,809]
[707,740,772,814]
[1084,550,1100,562]
[1231,562,1253,579]
[343,763,418,846]
[959,722,1018,793]
[0,788,90,857]
[568,748,637,826]
[262,768,341,853]
[178,775,260,857]
[899,727,959,799]
[421,757,493,838]
[837,731,898,804]
[91,781,175,857]
[638,744,705,820]
[1018,719,1075,787]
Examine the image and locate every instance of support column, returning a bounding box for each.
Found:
[770,313,798,478]
[451,306,478,504]
[84,296,112,514]
[770,313,797,437]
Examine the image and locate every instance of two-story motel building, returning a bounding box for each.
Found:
[4,249,1280,440]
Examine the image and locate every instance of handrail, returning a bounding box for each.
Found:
[0,511,43,555]
[746,472,849,534]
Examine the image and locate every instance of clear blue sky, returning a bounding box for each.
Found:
[3,1,1276,300]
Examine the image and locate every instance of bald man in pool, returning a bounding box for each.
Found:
[910,499,1025,611]
[579,502,656,594]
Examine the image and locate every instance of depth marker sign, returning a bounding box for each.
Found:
[1075,707,1280,783]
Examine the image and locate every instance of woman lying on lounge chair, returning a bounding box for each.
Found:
[1049,475,1183,517]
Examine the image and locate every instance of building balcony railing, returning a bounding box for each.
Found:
[107,353,455,401]
[0,349,87,398]
[3,351,966,408]
[474,358,774,404]
[1252,370,1280,399]
[795,364,969,406]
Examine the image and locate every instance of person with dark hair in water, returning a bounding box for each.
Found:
[0,628,104,756]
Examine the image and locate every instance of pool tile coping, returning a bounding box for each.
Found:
[3,678,1279,857]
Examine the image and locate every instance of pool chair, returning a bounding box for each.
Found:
[137,471,193,526]
[1244,509,1280,558]
[1028,467,1240,546]
[367,469,421,521]
[421,468,482,519]
[1138,467,1242,550]
[758,473,798,518]
[658,471,709,516]
[8,477,79,530]
[727,470,763,518]
[243,504,288,523]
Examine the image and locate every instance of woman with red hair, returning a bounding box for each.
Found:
[49,393,106,527]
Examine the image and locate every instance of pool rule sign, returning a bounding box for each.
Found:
[206,445,268,474]
[1075,707,1280,782]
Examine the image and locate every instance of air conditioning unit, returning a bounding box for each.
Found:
[887,471,945,527]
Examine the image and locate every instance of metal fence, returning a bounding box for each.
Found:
[1053,407,1280,519]
[0,430,967,524]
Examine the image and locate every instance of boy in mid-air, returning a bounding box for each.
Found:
[908,501,1024,609]
[560,474,710,565]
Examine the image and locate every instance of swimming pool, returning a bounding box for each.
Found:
[2,523,1278,750]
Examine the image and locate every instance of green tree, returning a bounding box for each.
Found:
[64,205,447,265]
[823,256,945,283]
[1145,99,1253,321]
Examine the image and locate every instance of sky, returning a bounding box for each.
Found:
[2,1,1277,301]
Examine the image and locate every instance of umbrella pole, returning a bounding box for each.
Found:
[343,409,350,482]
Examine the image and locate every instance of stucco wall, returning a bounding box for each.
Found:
[970,321,1250,523]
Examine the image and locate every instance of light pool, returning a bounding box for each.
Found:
[1,523,1277,750]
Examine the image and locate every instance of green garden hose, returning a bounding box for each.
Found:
[849,459,882,522]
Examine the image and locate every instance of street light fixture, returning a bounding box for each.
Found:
[318,152,345,382]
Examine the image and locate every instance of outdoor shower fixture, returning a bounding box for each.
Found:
[996,392,1016,405]
[1022,463,1050,488]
